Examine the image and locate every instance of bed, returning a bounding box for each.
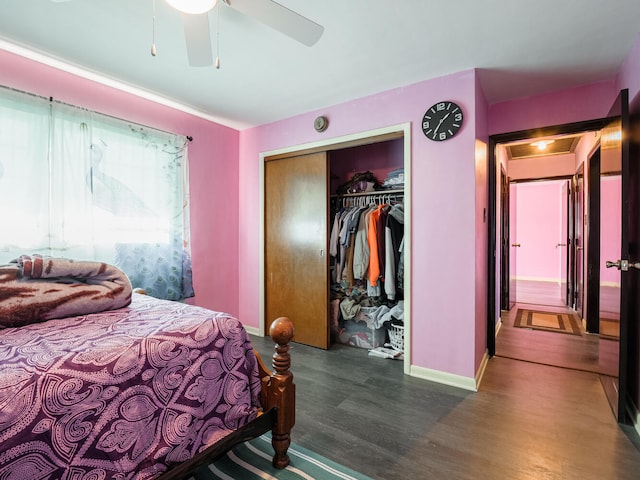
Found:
[0,255,295,479]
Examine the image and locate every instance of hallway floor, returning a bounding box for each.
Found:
[514,279,567,307]
[497,302,599,373]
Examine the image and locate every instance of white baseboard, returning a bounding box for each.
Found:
[244,325,262,337]
[474,350,490,390]
[515,276,560,283]
[410,364,478,392]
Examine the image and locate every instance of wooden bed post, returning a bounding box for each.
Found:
[263,316,296,468]
[155,316,296,480]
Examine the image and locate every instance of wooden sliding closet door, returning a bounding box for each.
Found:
[264,152,330,349]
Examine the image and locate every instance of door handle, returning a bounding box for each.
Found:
[606,259,640,271]
[577,246,583,251]
[556,243,567,248]
[511,243,521,247]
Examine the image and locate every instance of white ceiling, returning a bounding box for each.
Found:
[1,0,639,130]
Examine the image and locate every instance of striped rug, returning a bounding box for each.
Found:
[195,435,374,480]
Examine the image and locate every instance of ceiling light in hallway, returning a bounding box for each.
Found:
[530,139,555,150]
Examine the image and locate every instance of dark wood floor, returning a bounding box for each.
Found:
[250,300,640,479]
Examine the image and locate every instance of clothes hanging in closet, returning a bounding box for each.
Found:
[329,195,404,301]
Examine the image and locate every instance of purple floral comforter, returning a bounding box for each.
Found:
[0,294,261,479]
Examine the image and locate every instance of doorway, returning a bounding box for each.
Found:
[488,118,608,355]
[492,129,601,374]
[486,120,611,399]
[487,92,638,424]
[509,178,572,308]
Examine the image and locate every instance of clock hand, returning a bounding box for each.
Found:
[433,112,451,134]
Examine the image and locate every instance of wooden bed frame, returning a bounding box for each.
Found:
[157,316,296,479]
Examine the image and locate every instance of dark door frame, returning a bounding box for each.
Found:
[564,178,573,307]
[487,118,610,357]
[504,176,573,309]
[499,165,511,311]
[574,163,586,317]
[586,147,602,334]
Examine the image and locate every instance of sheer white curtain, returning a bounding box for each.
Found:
[0,89,51,255]
[0,88,193,300]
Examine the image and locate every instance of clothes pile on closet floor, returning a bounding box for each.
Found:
[331,295,404,350]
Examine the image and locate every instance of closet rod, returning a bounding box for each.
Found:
[330,188,404,198]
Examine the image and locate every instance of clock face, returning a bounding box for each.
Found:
[422,101,464,141]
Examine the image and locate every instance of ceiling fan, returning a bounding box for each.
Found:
[51,0,324,67]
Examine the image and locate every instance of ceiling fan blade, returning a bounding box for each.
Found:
[225,0,323,46]
[181,13,214,67]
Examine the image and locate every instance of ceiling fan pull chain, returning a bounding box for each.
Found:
[151,0,158,57]
[215,0,220,69]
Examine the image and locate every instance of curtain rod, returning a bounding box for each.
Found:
[0,85,192,141]
[46,94,193,142]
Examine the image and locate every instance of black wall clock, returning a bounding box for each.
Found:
[422,101,464,141]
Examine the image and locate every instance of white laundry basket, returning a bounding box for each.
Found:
[387,323,404,352]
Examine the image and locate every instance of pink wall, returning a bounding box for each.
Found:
[508,153,576,180]
[512,181,565,281]
[489,81,617,135]
[474,74,489,375]
[0,49,241,316]
[574,132,600,171]
[600,175,622,285]
[240,70,482,379]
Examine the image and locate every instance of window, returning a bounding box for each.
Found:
[0,87,193,300]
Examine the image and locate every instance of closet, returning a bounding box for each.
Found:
[264,131,405,352]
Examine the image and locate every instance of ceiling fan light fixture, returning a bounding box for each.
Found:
[166,0,217,15]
